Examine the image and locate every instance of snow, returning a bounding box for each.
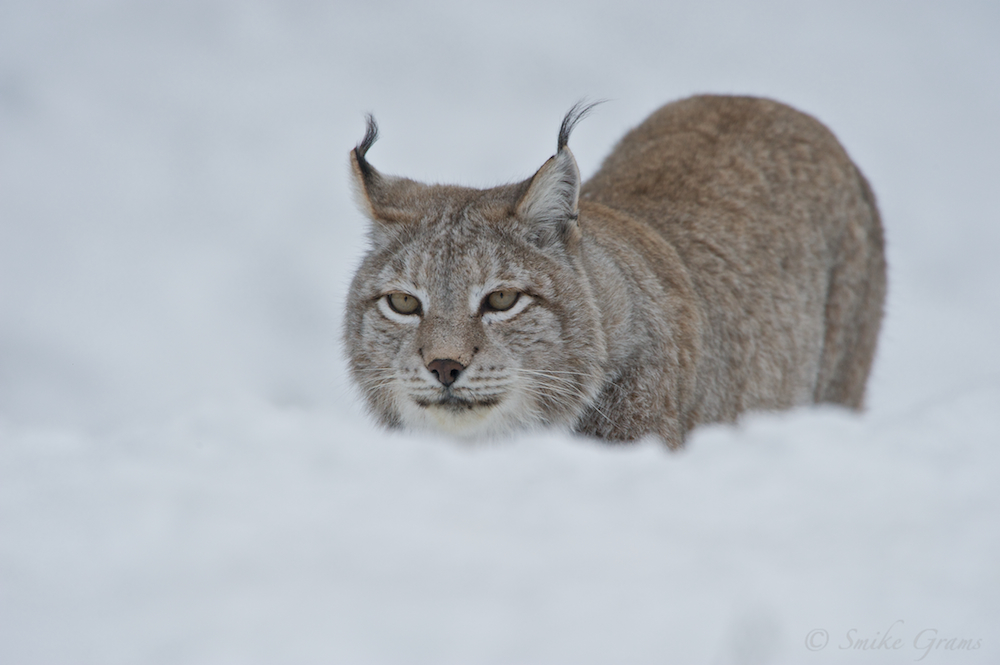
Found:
[2,1,999,663]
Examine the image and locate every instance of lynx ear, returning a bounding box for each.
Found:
[350,114,425,227]
[516,148,581,233]
[516,101,601,246]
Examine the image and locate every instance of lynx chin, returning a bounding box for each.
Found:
[343,95,886,449]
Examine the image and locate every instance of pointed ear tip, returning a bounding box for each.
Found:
[349,149,367,181]
[553,146,581,180]
[558,145,578,163]
[351,147,381,184]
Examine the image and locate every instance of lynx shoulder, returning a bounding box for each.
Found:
[343,95,886,448]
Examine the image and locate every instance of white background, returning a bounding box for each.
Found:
[2,1,998,662]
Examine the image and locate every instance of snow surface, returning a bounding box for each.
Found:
[2,1,999,663]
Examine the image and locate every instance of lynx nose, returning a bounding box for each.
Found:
[427,358,465,387]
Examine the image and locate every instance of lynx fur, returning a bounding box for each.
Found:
[344,95,886,449]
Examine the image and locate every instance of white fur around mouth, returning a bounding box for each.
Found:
[408,392,506,435]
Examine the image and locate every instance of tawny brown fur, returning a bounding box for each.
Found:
[344,95,886,448]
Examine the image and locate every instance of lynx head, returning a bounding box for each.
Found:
[343,104,607,439]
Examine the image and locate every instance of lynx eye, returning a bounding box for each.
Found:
[387,292,421,315]
[485,290,520,312]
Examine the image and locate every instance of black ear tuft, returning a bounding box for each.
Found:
[354,113,379,179]
[557,100,604,152]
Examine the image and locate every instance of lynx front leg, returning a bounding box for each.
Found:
[573,361,685,449]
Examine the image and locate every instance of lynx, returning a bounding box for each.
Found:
[343,95,886,449]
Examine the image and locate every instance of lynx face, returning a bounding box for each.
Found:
[344,203,605,438]
[343,106,612,439]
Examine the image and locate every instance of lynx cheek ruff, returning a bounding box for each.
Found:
[343,96,886,448]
